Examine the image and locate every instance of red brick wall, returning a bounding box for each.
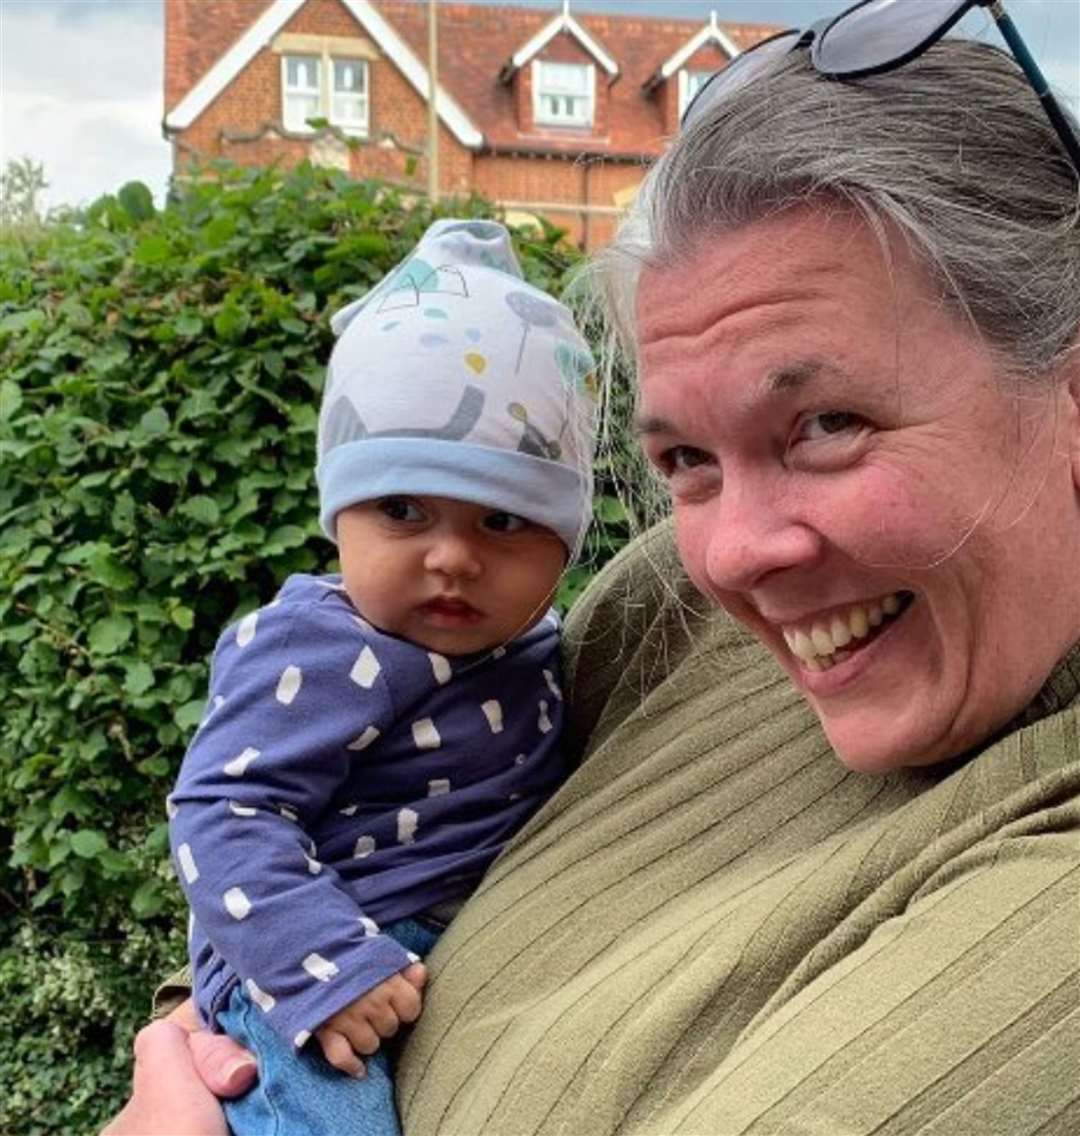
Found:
[513,62,531,133]
[657,75,680,139]
[473,153,642,249]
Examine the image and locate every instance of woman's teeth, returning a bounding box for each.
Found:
[782,593,907,670]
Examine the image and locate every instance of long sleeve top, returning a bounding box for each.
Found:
[169,573,565,1049]
[397,522,1080,1136]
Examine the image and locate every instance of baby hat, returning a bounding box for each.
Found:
[317,219,597,556]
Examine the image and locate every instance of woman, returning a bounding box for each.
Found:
[107,10,1080,1136]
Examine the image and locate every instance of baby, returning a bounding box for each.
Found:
[168,219,596,1136]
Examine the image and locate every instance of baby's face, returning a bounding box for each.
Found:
[336,495,566,655]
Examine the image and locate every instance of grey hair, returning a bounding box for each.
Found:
[587,39,1080,382]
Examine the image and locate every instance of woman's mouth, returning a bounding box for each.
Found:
[780,591,915,672]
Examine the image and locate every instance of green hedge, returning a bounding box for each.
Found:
[0,162,630,1134]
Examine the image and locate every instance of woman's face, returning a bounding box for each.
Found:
[636,208,1080,772]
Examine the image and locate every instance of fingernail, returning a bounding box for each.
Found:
[223,1057,257,1085]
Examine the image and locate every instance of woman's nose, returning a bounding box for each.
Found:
[423,532,483,580]
[693,486,822,594]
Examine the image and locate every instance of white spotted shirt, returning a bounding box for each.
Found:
[168,574,566,1048]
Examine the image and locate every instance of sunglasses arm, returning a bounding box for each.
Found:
[987,0,1080,173]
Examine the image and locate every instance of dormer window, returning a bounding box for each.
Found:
[533,61,594,127]
[678,68,713,121]
[282,53,369,134]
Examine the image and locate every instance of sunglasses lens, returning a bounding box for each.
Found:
[815,0,970,75]
[681,30,800,128]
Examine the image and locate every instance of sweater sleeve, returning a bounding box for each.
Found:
[168,596,415,1048]
[664,827,1080,1135]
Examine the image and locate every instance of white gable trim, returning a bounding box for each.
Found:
[164,0,482,149]
[338,0,481,147]
[507,2,618,79]
[658,11,741,81]
[166,0,306,130]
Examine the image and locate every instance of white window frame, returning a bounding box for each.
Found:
[330,58,369,134]
[281,52,369,136]
[282,54,322,133]
[532,60,594,128]
[678,68,713,122]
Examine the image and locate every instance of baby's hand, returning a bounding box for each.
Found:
[315,961,427,1077]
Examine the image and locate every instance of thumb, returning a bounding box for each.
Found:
[188,1028,259,1098]
[401,961,428,990]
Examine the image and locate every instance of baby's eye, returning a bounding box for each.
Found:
[483,511,527,534]
[377,496,425,522]
[796,411,864,441]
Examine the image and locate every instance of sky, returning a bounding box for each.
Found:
[1,0,1078,212]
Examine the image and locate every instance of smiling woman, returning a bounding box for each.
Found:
[633,205,1080,772]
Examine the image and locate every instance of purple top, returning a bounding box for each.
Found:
[169,574,565,1048]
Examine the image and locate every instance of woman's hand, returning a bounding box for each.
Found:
[101,999,257,1136]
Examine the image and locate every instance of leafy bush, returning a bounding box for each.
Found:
[0,161,631,1133]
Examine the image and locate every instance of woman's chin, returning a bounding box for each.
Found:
[818,710,954,774]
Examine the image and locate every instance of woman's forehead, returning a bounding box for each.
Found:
[637,211,894,346]
[633,209,968,394]
[633,209,1004,429]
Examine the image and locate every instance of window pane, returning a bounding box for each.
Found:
[334,59,366,94]
[331,93,368,127]
[679,69,714,118]
[686,70,712,99]
[285,55,320,93]
[536,61,592,125]
[539,61,589,94]
[285,93,320,131]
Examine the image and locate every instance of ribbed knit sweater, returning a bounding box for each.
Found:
[395,522,1080,1136]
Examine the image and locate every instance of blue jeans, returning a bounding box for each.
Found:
[220,917,442,1136]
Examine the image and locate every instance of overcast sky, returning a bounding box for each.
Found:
[2,0,1077,211]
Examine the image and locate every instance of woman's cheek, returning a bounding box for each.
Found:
[670,461,959,589]
[671,504,724,598]
[817,462,965,572]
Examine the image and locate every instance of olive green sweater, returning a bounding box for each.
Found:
[396,523,1080,1136]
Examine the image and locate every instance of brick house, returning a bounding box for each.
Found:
[163,0,777,248]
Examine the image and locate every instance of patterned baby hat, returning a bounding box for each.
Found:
[316,219,596,556]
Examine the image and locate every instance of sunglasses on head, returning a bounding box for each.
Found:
[681,0,1080,175]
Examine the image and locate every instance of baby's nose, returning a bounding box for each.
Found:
[423,533,483,579]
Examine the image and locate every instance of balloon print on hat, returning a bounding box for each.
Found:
[554,341,597,398]
[506,291,560,374]
[508,403,561,460]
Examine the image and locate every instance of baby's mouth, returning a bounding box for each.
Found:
[780,591,915,672]
[421,596,482,619]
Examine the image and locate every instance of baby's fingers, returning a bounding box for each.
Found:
[388,971,425,1024]
[338,1015,383,1057]
[316,1028,366,1078]
[361,998,402,1039]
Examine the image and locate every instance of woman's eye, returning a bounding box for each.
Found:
[797,411,863,441]
[483,511,527,533]
[378,496,424,522]
[657,445,712,476]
